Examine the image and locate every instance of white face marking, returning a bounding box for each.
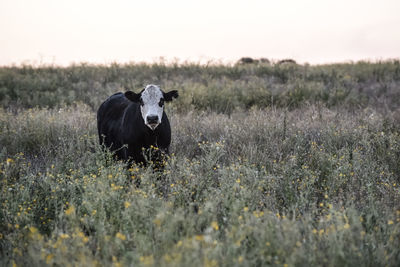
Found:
[140,85,164,130]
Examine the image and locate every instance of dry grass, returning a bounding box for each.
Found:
[1,61,400,266]
[1,102,400,266]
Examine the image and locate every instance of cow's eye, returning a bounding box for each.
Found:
[139,98,144,106]
[159,98,164,107]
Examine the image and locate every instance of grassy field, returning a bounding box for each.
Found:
[1,61,400,266]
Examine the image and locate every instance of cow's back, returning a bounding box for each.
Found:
[97,93,131,151]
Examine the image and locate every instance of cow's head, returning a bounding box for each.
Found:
[125,85,178,130]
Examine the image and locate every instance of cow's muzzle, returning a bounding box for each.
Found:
[146,115,160,130]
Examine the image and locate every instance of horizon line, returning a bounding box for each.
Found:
[1,56,400,68]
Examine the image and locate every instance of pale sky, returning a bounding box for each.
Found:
[1,0,399,66]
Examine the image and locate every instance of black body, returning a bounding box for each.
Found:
[97,92,172,164]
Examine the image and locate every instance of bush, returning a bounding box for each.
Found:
[1,60,400,112]
[1,103,400,266]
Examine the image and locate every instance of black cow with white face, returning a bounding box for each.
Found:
[97,84,178,164]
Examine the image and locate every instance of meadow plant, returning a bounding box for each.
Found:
[1,62,400,266]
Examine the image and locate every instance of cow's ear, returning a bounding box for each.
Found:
[125,91,141,102]
[163,90,179,102]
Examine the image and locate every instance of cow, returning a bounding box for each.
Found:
[97,84,178,165]
[237,57,258,64]
[277,59,297,65]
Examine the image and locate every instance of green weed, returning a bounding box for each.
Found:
[1,61,400,266]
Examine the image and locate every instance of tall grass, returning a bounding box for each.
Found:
[1,61,400,266]
[1,105,400,266]
[1,60,400,112]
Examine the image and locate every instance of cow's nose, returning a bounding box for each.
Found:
[147,115,158,124]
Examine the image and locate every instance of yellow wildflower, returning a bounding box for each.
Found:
[195,235,204,241]
[253,211,264,218]
[211,221,219,230]
[65,205,75,216]
[116,232,126,241]
[46,254,54,264]
[77,231,89,243]
[60,233,70,239]
[139,255,154,266]
[153,218,162,227]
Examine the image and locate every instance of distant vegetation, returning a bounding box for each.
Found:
[1,61,400,266]
[1,60,400,112]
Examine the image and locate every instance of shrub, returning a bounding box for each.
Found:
[1,104,400,266]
